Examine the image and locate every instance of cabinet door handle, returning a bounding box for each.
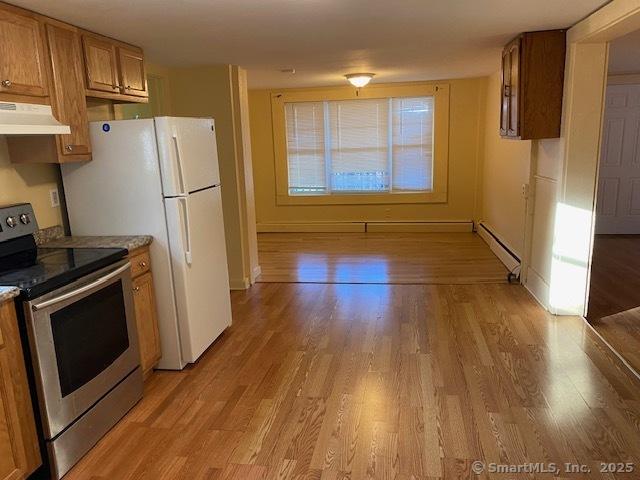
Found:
[65,145,74,152]
[138,261,147,268]
[133,286,140,292]
[1,79,12,87]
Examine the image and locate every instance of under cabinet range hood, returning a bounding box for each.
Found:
[0,101,70,135]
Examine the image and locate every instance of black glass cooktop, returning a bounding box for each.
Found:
[0,246,127,299]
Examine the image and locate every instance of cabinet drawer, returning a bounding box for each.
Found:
[129,249,151,278]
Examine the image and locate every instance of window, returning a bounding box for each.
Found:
[271,84,449,205]
[286,97,434,195]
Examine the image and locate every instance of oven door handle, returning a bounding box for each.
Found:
[31,262,131,311]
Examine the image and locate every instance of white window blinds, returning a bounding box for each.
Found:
[285,96,434,195]
[392,97,433,191]
[285,102,326,193]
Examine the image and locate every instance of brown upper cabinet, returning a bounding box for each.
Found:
[7,18,93,164]
[118,47,147,98]
[82,31,148,102]
[500,30,566,140]
[82,34,121,95]
[45,21,91,160]
[0,4,49,100]
[0,1,148,163]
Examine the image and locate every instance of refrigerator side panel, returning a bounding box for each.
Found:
[155,116,220,195]
[61,119,185,370]
[164,187,231,364]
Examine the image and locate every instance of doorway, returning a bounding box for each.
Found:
[587,29,640,373]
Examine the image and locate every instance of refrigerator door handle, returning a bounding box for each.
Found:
[179,197,193,265]
[172,129,188,195]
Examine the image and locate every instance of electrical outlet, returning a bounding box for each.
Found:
[49,188,60,208]
[521,183,530,199]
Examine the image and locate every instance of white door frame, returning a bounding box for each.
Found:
[544,0,640,316]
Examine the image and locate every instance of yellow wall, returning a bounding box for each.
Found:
[86,63,172,121]
[0,63,171,232]
[84,62,257,289]
[480,71,532,257]
[169,65,256,289]
[0,137,62,228]
[248,78,487,226]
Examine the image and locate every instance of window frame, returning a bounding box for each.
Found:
[271,83,450,205]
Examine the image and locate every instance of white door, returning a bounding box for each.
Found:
[155,117,221,196]
[596,84,640,234]
[164,186,232,364]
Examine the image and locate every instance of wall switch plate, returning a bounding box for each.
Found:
[49,188,60,207]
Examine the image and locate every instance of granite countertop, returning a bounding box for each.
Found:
[0,228,153,299]
[42,235,153,252]
[0,287,20,303]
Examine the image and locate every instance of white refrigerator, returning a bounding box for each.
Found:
[61,117,232,370]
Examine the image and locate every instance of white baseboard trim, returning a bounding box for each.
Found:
[257,222,365,233]
[366,221,473,233]
[477,223,520,272]
[251,265,262,284]
[524,267,552,312]
[229,277,250,290]
[257,221,473,233]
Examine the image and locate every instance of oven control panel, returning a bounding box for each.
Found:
[0,203,38,241]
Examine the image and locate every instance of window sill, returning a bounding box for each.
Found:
[276,191,447,206]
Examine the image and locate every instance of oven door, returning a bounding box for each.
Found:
[24,260,139,439]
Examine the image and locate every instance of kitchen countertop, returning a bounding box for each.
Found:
[1,229,153,296]
[41,235,153,253]
[0,287,20,303]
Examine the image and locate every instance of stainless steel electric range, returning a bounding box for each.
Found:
[0,203,143,479]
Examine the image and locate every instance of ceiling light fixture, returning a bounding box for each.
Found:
[345,73,375,88]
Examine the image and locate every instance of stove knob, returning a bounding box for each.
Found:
[6,216,17,228]
[19,213,30,225]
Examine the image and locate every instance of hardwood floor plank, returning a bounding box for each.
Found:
[588,234,640,376]
[257,232,508,284]
[64,283,640,479]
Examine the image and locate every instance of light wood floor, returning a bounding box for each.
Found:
[588,234,640,375]
[257,232,509,284]
[592,307,640,377]
[66,283,640,479]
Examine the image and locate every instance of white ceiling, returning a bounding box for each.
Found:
[609,29,640,74]
[12,0,608,88]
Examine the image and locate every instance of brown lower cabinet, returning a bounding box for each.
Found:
[0,301,41,480]
[128,246,161,378]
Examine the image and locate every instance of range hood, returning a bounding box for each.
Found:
[0,101,70,135]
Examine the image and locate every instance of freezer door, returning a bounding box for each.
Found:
[155,117,221,196]
[164,186,232,364]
